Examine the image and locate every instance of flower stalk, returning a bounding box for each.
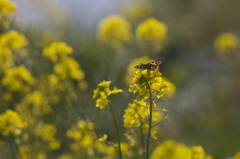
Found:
[109,102,123,159]
[145,82,153,159]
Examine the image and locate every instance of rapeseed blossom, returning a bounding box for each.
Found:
[234,151,240,159]
[162,77,176,98]
[53,56,85,80]
[129,69,169,101]
[0,46,14,72]
[0,109,26,136]
[136,18,167,51]
[18,91,51,117]
[0,30,28,50]
[150,140,191,159]
[0,0,16,28]
[214,33,239,54]
[34,123,61,150]
[0,31,29,72]
[123,101,161,129]
[93,81,122,109]
[99,134,108,143]
[97,15,132,49]
[42,42,73,62]
[150,140,213,159]
[65,120,119,158]
[124,56,155,85]
[2,65,35,92]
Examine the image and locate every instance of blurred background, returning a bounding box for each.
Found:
[3,0,240,158]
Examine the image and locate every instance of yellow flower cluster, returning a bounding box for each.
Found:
[93,81,123,109]
[124,100,159,126]
[0,30,28,50]
[42,42,87,91]
[0,109,26,136]
[54,56,85,80]
[124,56,155,85]
[150,140,212,159]
[214,33,239,54]
[162,77,176,98]
[2,65,35,92]
[18,145,46,159]
[0,30,29,72]
[34,123,61,150]
[123,100,162,136]
[0,0,16,28]
[42,42,72,62]
[129,70,169,101]
[65,120,118,159]
[136,18,167,51]
[234,151,240,159]
[18,91,51,118]
[97,15,132,49]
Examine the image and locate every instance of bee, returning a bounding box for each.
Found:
[134,61,162,71]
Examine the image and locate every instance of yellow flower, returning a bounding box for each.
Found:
[2,65,35,92]
[129,69,167,101]
[53,56,85,80]
[136,18,167,51]
[42,42,73,62]
[0,110,25,136]
[97,15,132,49]
[0,0,16,28]
[99,134,108,143]
[191,146,206,159]
[93,81,122,109]
[162,78,176,98]
[125,56,155,85]
[35,123,57,141]
[0,47,14,72]
[214,33,239,53]
[150,140,191,159]
[19,91,51,116]
[234,151,240,159]
[0,30,28,50]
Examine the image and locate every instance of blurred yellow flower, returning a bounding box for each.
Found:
[136,18,167,51]
[53,56,85,80]
[2,65,35,92]
[0,0,16,28]
[0,47,14,72]
[150,140,191,159]
[97,15,132,49]
[34,123,61,150]
[121,0,153,22]
[43,42,73,62]
[0,109,25,136]
[162,77,176,98]
[0,30,28,50]
[234,151,240,159]
[214,32,239,53]
[191,146,206,159]
[19,91,51,116]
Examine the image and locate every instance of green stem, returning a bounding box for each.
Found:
[145,82,153,159]
[109,102,123,159]
[140,117,146,159]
